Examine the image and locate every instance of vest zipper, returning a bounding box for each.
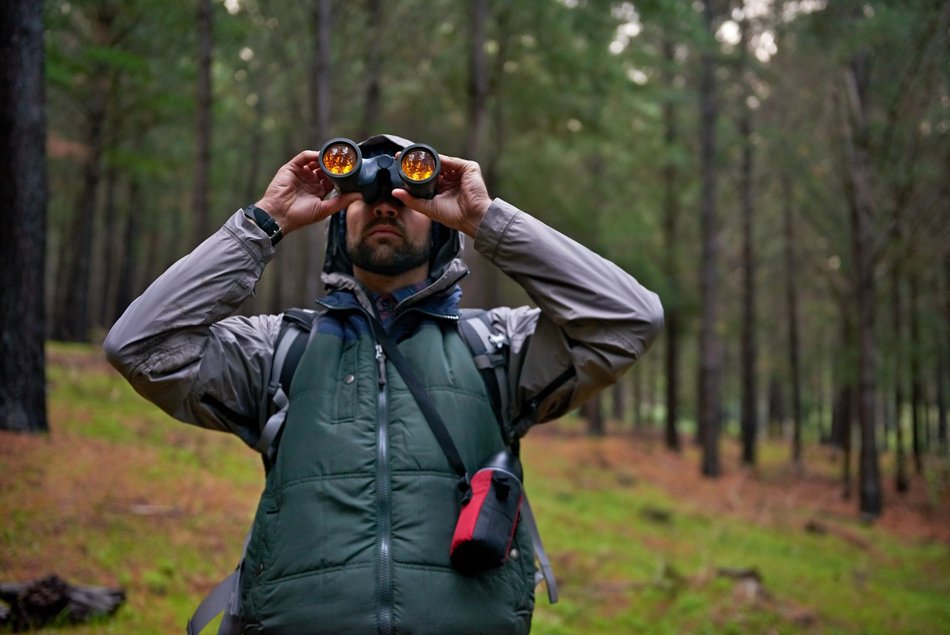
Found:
[374,343,395,635]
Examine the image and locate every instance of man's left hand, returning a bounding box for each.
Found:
[391,154,491,238]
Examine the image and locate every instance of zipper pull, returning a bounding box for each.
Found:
[375,344,386,386]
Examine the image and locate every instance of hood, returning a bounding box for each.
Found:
[321,134,465,290]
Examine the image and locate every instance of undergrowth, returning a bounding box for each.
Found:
[1,343,947,634]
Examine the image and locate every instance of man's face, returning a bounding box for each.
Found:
[345,197,433,277]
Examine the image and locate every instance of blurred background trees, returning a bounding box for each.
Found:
[31,0,950,516]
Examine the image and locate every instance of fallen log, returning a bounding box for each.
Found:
[0,574,125,632]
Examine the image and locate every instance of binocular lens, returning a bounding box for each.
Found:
[400,149,437,183]
[322,142,359,176]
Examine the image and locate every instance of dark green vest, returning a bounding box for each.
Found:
[240,314,535,634]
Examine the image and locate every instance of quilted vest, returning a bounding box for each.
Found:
[239,305,536,634]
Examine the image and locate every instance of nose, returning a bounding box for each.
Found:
[372,199,400,218]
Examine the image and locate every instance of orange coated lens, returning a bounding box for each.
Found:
[400,149,436,182]
[322,143,358,176]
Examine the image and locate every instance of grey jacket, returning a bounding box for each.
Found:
[104,198,664,446]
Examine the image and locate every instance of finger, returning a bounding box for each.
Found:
[290,149,320,166]
[436,154,468,170]
[324,192,360,215]
[391,188,432,216]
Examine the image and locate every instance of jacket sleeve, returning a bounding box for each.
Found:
[473,199,664,434]
[103,210,282,447]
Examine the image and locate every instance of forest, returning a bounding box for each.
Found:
[3,0,949,552]
[2,0,949,632]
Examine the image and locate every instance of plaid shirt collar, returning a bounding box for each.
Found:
[370,280,430,330]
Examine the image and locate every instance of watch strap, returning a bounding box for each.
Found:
[244,204,283,245]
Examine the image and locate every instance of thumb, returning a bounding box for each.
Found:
[391,188,435,218]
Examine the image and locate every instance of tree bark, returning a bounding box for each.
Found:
[191,0,213,246]
[891,257,909,491]
[112,168,142,323]
[738,16,757,466]
[52,6,115,343]
[585,393,604,437]
[698,0,722,478]
[909,274,924,473]
[96,151,120,330]
[612,376,625,423]
[0,0,48,432]
[358,0,383,139]
[783,174,803,468]
[843,51,883,516]
[939,255,950,453]
[461,0,499,309]
[305,0,333,304]
[661,32,681,453]
[632,365,644,430]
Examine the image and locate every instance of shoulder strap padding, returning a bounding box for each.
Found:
[458,308,511,442]
[273,308,318,397]
[255,308,319,458]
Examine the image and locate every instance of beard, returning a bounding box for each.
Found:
[346,220,432,277]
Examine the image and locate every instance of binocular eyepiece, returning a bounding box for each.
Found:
[319,137,441,204]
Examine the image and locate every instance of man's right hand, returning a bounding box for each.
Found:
[255,150,360,236]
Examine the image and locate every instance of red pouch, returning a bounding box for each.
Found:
[450,450,524,575]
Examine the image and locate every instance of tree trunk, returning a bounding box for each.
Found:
[783,174,803,468]
[938,255,950,453]
[843,51,883,516]
[484,0,512,198]
[461,0,499,309]
[632,365,644,430]
[585,393,604,437]
[842,385,853,500]
[909,274,924,473]
[358,0,383,139]
[305,0,333,304]
[112,171,141,323]
[612,376,625,423]
[661,32,681,452]
[191,0,213,246]
[738,17,757,467]
[52,5,113,343]
[767,374,785,439]
[892,262,909,492]
[698,0,722,477]
[0,0,48,433]
[96,153,120,330]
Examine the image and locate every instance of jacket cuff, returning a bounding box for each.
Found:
[228,208,278,262]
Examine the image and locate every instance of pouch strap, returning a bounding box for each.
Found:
[186,534,251,634]
[186,571,240,635]
[521,494,559,604]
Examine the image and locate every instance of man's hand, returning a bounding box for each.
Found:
[391,154,491,238]
[256,150,360,236]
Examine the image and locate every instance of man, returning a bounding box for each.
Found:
[105,134,663,634]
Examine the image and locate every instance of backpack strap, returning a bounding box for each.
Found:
[457,309,558,604]
[458,309,511,442]
[186,532,250,635]
[255,308,319,467]
[188,310,317,634]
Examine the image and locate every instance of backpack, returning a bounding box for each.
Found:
[187,308,558,635]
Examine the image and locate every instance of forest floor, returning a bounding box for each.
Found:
[1,344,948,634]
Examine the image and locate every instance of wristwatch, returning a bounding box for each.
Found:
[243,204,283,245]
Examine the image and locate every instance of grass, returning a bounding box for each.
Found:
[1,342,948,634]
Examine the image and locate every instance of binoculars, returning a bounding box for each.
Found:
[319,138,441,203]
